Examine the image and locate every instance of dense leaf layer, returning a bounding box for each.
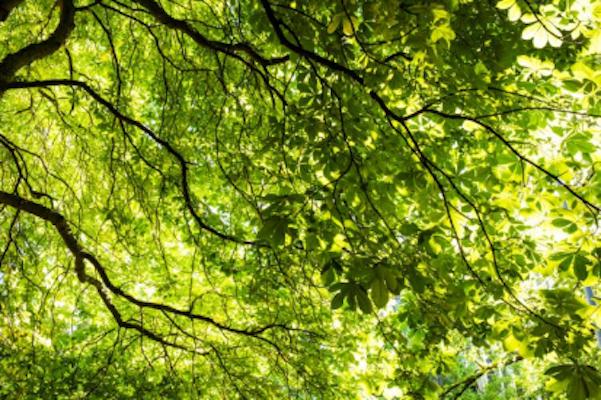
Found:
[0,0,600,398]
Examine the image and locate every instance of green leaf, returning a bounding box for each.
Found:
[551,218,572,227]
[321,266,336,286]
[342,18,354,36]
[257,216,289,246]
[370,278,389,308]
[496,0,515,10]
[3,1,601,396]
[551,218,578,233]
[431,24,456,45]
[558,254,574,272]
[331,292,345,309]
[507,4,522,22]
[546,364,601,400]
[355,289,373,314]
[327,14,342,34]
[573,255,590,281]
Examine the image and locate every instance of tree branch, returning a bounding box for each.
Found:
[0,78,263,246]
[442,355,524,399]
[259,0,363,82]
[0,0,25,22]
[133,0,289,66]
[0,0,75,82]
[0,190,288,349]
[424,109,600,215]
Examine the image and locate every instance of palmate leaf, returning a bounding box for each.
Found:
[546,364,601,400]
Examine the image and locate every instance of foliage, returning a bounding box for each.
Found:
[0,0,600,398]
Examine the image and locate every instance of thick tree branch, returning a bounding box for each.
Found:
[0,78,262,246]
[260,0,362,82]
[0,0,25,22]
[0,0,75,82]
[132,0,288,66]
[0,190,190,351]
[0,190,287,348]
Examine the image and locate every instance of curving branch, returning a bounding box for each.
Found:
[0,189,197,352]
[0,0,75,82]
[397,119,567,332]
[0,189,289,350]
[0,78,263,246]
[260,0,362,82]
[132,0,289,66]
[0,0,25,22]
[424,109,600,215]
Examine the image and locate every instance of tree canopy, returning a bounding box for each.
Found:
[0,0,600,398]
